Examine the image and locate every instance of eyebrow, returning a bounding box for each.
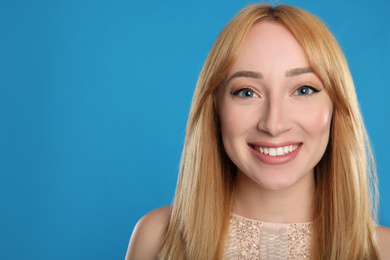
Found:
[226,67,314,84]
[226,70,263,84]
[285,67,313,77]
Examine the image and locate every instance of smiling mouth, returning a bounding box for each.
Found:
[251,144,300,156]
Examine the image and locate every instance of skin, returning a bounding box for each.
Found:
[217,21,332,223]
[125,21,390,260]
[125,206,390,259]
[125,206,170,260]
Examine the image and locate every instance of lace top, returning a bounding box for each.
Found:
[223,214,312,259]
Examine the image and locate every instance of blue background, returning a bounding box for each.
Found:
[1,0,389,259]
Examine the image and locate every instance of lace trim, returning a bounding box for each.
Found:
[223,214,312,259]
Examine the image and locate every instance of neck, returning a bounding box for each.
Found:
[232,169,315,223]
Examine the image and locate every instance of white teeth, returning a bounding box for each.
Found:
[254,144,299,156]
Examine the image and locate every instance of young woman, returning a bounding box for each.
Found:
[126,4,390,259]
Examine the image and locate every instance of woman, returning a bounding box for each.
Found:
[126,4,390,259]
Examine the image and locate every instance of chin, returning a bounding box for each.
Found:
[247,168,313,191]
[256,178,298,191]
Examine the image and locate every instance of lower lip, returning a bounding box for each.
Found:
[249,144,302,165]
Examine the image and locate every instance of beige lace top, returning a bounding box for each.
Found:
[223,214,312,259]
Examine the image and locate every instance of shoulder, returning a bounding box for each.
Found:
[376,225,390,259]
[125,206,171,260]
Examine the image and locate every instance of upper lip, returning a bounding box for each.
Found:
[248,142,302,148]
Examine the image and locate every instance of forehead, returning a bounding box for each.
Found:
[228,21,309,77]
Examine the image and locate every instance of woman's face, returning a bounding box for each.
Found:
[217,21,333,191]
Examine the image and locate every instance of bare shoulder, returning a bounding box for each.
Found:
[377,225,390,259]
[125,206,171,260]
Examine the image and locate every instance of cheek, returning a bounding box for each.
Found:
[298,102,333,137]
[219,104,253,136]
[219,111,241,150]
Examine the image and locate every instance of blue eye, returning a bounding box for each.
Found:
[295,85,321,96]
[230,88,259,98]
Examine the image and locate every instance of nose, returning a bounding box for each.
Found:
[257,97,292,136]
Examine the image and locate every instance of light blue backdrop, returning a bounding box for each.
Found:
[1,0,389,259]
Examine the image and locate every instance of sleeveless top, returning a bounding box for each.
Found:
[223,214,312,259]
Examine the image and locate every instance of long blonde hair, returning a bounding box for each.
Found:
[159,4,379,259]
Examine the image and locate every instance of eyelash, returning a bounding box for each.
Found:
[230,87,259,98]
[229,85,322,99]
[293,85,321,96]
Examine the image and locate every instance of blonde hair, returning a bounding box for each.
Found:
[159,4,379,259]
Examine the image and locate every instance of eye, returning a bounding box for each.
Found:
[294,85,321,96]
[230,88,259,98]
